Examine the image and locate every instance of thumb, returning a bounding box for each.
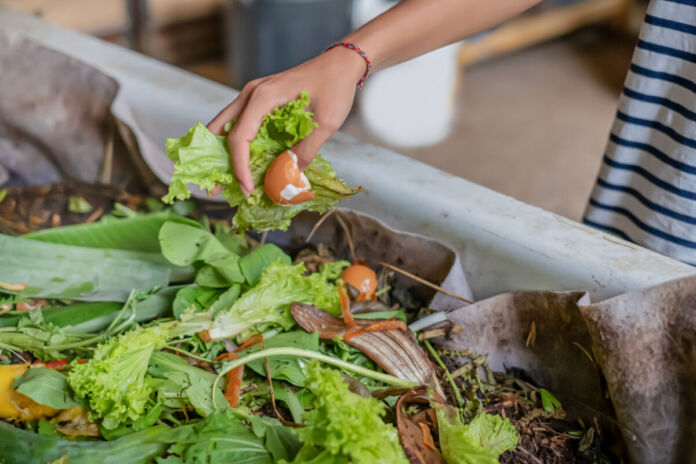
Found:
[291,127,334,171]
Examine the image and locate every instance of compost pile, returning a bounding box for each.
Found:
[0,52,617,462]
[0,181,616,464]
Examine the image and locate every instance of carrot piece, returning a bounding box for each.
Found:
[212,334,265,408]
[343,318,407,341]
[214,351,243,407]
[225,363,244,407]
[418,422,437,451]
[197,330,213,343]
[338,283,356,330]
[235,333,264,352]
[343,329,366,341]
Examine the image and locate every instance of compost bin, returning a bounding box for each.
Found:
[1,8,696,463]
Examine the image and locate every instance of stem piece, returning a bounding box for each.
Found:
[377,261,472,304]
[423,339,464,408]
[212,347,416,409]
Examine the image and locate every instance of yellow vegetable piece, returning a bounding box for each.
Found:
[0,363,58,420]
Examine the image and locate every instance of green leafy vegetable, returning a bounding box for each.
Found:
[148,351,228,416]
[239,244,291,286]
[283,361,408,464]
[159,221,244,285]
[437,407,517,464]
[12,368,82,410]
[25,211,199,253]
[248,414,302,462]
[242,331,320,386]
[353,310,407,322]
[467,412,519,456]
[207,262,341,340]
[156,410,274,464]
[68,196,93,213]
[0,420,173,464]
[540,388,562,414]
[0,234,185,301]
[162,92,360,232]
[0,287,181,334]
[0,408,294,464]
[68,325,170,429]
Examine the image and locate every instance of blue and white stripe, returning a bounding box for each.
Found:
[584,0,696,265]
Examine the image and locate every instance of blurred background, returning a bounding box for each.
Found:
[1,0,647,221]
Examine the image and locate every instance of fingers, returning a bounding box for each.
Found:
[292,113,343,170]
[208,185,222,197]
[227,90,282,195]
[206,79,265,135]
[207,94,248,136]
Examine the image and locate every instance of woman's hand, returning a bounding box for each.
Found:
[207,46,366,195]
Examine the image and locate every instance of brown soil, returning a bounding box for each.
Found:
[0,182,144,235]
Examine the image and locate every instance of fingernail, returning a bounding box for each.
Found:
[241,185,251,197]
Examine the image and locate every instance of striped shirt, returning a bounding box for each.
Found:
[584,0,696,266]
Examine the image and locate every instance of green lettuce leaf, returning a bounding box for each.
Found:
[0,410,292,464]
[206,261,341,340]
[148,351,228,417]
[12,368,82,410]
[159,221,244,285]
[468,412,519,456]
[162,92,360,232]
[0,421,173,464]
[437,407,518,464]
[282,361,408,464]
[0,234,184,302]
[67,325,170,429]
[239,244,291,286]
[25,211,199,253]
[158,410,272,464]
[242,330,320,387]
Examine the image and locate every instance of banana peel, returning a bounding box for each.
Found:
[0,364,58,420]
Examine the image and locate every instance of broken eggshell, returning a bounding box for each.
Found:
[264,150,315,205]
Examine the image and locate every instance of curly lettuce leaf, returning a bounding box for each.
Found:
[437,407,518,464]
[162,92,361,232]
[282,361,408,464]
[67,326,170,430]
[206,261,342,340]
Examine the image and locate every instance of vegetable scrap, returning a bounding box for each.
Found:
[162,92,362,232]
[0,94,616,463]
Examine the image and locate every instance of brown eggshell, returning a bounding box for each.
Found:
[341,264,378,302]
[264,150,316,205]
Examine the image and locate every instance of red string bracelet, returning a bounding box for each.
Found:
[324,41,372,88]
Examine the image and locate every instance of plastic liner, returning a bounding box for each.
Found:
[0,33,116,185]
[0,33,160,193]
[264,209,474,309]
[579,276,696,464]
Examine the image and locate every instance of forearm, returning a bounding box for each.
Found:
[344,0,542,71]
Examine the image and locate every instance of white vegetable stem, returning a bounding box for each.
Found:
[212,347,416,408]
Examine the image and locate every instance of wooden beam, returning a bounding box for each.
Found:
[458,0,633,67]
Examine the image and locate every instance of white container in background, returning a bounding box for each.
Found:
[352,0,460,148]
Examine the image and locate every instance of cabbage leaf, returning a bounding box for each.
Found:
[162,92,360,232]
[437,406,518,463]
[206,261,343,340]
[67,326,170,430]
[282,361,408,464]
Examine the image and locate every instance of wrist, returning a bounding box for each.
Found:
[323,42,371,87]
